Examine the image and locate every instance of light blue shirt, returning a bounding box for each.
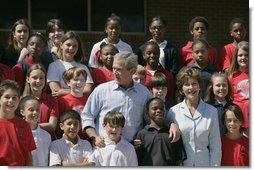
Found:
[167,99,221,166]
[81,80,152,142]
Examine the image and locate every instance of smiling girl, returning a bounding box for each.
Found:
[47,31,93,97]
[227,41,249,136]
[22,64,59,140]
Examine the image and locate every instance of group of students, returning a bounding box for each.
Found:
[0,13,249,166]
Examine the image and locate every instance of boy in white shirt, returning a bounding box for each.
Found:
[19,95,51,166]
[49,110,93,166]
[88,111,138,166]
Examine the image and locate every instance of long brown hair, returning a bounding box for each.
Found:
[204,72,234,103]
[222,104,245,133]
[227,41,249,77]
[22,64,47,97]
[7,18,31,54]
[57,31,85,63]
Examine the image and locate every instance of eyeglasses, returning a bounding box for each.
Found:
[105,124,122,131]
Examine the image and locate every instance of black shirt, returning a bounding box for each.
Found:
[136,125,186,166]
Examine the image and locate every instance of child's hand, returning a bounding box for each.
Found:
[52,88,70,97]
[18,48,29,62]
[133,139,142,149]
[94,136,105,148]
[51,46,58,55]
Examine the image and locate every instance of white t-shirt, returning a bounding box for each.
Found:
[47,59,93,88]
[49,136,93,166]
[88,38,133,68]
[88,136,138,166]
[32,126,51,166]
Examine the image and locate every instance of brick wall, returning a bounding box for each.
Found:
[0,0,249,61]
[146,0,249,51]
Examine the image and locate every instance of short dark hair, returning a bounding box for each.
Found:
[145,97,165,112]
[229,18,246,30]
[28,32,47,47]
[104,13,121,37]
[103,111,125,128]
[18,95,39,111]
[149,72,169,90]
[60,110,81,123]
[17,95,39,118]
[189,16,209,31]
[0,80,20,97]
[150,16,167,27]
[191,39,209,50]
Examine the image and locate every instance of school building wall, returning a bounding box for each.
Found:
[0,0,249,61]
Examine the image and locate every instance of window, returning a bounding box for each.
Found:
[91,0,144,33]
[0,0,145,33]
[31,0,87,30]
[0,0,28,29]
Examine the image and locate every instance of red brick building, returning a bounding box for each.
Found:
[0,0,249,60]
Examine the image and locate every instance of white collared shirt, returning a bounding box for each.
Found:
[49,135,93,166]
[158,40,167,69]
[88,136,138,166]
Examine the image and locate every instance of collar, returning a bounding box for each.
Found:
[62,135,82,147]
[190,62,216,71]
[158,40,167,49]
[145,125,168,132]
[180,98,206,120]
[149,39,167,48]
[112,81,137,92]
[103,38,122,47]
[104,136,123,145]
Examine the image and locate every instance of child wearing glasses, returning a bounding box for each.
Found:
[87,111,138,166]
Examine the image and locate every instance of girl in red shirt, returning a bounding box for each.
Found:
[91,43,118,88]
[22,64,59,140]
[227,41,249,136]
[221,104,249,166]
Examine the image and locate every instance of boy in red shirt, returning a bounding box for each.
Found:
[221,18,247,71]
[179,16,219,70]
[57,67,88,139]
[0,80,36,166]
